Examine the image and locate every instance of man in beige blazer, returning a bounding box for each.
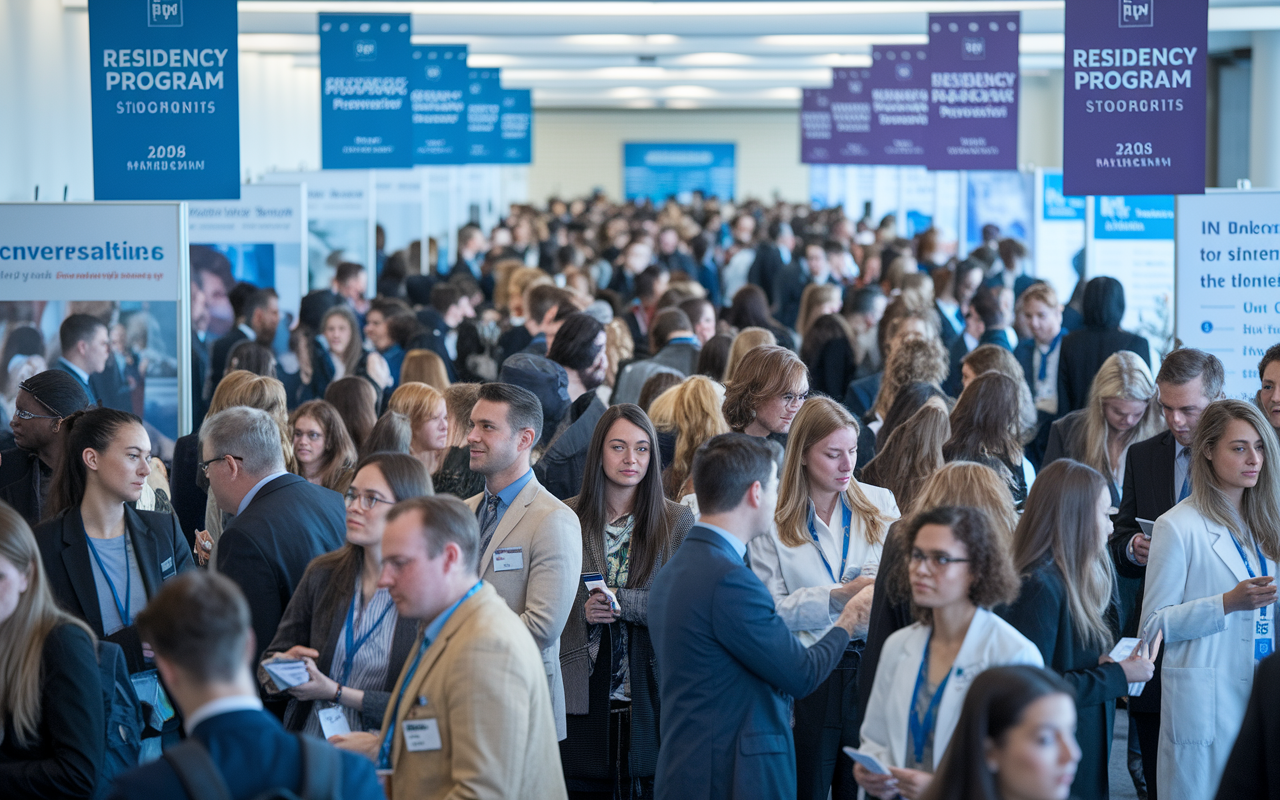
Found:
[464,382,582,739]
[332,495,567,800]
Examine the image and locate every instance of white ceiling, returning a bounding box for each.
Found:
[223,0,1275,108]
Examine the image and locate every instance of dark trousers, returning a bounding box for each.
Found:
[567,703,653,800]
[794,644,863,800]
[1132,710,1160,800]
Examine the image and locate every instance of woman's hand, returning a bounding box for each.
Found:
[888,767,933,800]
[1224,576,1277,614]
[1101,632,1162,683]
[853,762,899,799]
[584,590,618,624]
[193,529,214,566]
[286,656,340,701]
[329,731,379,759]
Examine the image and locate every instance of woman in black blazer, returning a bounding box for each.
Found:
[33,408,193,672]
[998,459,1157,800]
[0,501,103,799]
[259,452,431,734]
[1057,276,1152,413]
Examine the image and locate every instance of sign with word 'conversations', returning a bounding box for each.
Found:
[88,0,240,199]
[1064,0,1208,195]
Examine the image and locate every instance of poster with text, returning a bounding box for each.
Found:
[88,0,239,200]
[869,46,930,166]
[1090,194,1176,359]
[965,171,1033,255]
[927,12,1020,171]
[0,203,190,445]
[499,89,533,164]
[828,68,874,163]
[1033,170,1087,301]
[466,69,504,164]
[623,144,735,204]
[800,88,835,164]
[411,44,469,165]
[319,14,413,169]
[1064,0,1208,195]
[259,171,376,292]
[1176,191,1280,398]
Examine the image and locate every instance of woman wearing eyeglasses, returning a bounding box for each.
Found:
[722,344,810,447]
[856,506,1040,800]
[288,400,357,494]
[0,370,92,527]
[259,452,431,734]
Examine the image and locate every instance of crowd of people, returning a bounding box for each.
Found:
[0,192,1277,800]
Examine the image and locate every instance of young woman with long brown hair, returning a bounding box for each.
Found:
[289,400,357,494]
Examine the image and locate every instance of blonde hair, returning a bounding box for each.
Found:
[443,383,480,449]
[0,504,95,747]
[860,402,950,513]
[212,371,296,472]
[1071,351,1162,480]
[499,264,552,313]
[400,349,452,390]
[872,334,948,420]
[796,284,842,340]
[388,382,447,452]
[604,317,635,389]
[658,376,730,499]
[722,327,777,384]
[1190,400,1280,560]
[775,398,895,548]
[722,345,808,432]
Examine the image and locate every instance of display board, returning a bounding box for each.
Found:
[0,202,191,441]
[499,89,533,164]
[319,14,413,169]
[828,67,874,163]
[869,46,930,166]
[187,184,307,323]
[411,44,469,165]
[466,69,504,164]
[1088,194,1176,359]
[87,0,240,200]
[1033,170,1087,301]
[259,171,376,292]
[800,88,835,164]
[965,171,1033,255]
[623,143,736,203]
[375,169,428,266]
[1176,190,1280,398]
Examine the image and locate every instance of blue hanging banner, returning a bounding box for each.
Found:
[411,44,469,165]
[466,69,504,164]
[320,14,413,169]
[87,0,240,200]
[499,89,533,164]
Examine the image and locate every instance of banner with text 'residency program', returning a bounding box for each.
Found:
[926,12,1020,171]
[88,0,239,200]
[412,45,468,165]
[869,46,930,166]
[828,68,874,164]
[320,14,413,169]
[1063,0,1207,195]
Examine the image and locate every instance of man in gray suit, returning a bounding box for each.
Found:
[464,382,582,739]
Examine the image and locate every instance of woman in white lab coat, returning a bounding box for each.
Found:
[1141,399,1280,800]
[855,506,1042,800]
[747,397,899,800]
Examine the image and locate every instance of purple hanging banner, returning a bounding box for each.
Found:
[801,88,835,164]
[829,68,874,163]
[926,12,1020,171]
[869,46,930,165]
[1063,0,1207,195]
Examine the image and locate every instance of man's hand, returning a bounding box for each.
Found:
[834,580,875,638]
[1129,534,1150,565]
[329,731,379,760]
[829,575,875,609]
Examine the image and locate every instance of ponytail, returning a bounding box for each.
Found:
[43,407,142,522]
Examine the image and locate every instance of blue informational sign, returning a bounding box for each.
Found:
[1093,194,1176,239]
[1042,172,1087,220]
[966,171,1032,246]
[87,0,240,200]
[319,14,413,169]
[466,69,504,163]
[411,44,468,165]
[499,89,533,164]
[623,143,736,203]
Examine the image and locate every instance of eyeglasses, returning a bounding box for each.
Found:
[13,408,61,421]
[781,392,810,408]
[910,549,971,569]
[292,430,324,442]
[345,490,394,510]
[198,455,244,474]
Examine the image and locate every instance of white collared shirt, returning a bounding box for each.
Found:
[1032,339,1061,415]
[184,694,264,735]
[699,521,747,560]
[237,471,291,516]
[237,322,255,340]
[58,357,91,384]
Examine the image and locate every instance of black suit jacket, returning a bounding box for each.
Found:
[208,327,249,391]
[191,333,211,426]
[750,242,787,306]
[34,506,194,669]
[858,521,913,722]
[842,371,881,420]
[1216,652,1280,799]
[298,288,341,333]
[1041,409,1120,506]
[1057,327,1150,413]
[997,559,1128,799]
[53,360,100,406]
[169,433,205,547]
[92,357,133,413]
[943,334,972,397]
[216,474,346,666]
[807,336,857,402]
[649,525,848,799]
[0,447,51,527]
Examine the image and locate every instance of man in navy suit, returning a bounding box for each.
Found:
[54,313,111,406]
[649,434,863,800]
[109,571,382,800]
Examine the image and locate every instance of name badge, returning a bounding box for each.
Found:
[1256,616,1273,661]
[317,707,351,739]
[160,557,174,576]
[493,547,524,572]
[402,718,442,752]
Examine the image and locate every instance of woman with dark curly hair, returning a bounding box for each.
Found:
[721,345,809,446]
[856,505,1040,800]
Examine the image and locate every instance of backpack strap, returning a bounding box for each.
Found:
[163,739,234,800]
[295,733,344,800]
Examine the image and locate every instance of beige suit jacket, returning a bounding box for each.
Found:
[465,473,582,739]
[385,583,567,800]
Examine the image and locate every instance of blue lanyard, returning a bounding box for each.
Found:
[377,581,482,769]
[1231,536,1270,618]
[808,499,853,584]
[341,589,395,686]
[1037,331,1064,381]
[908,634,952,765]
[665,335,699,347]
[84,531,133,628]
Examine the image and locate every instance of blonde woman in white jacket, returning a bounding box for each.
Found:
[1140,399,1280,800]
[748,398,899,800]
[856,505,1042,800]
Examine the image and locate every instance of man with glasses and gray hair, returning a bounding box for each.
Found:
[201,406,345,699]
